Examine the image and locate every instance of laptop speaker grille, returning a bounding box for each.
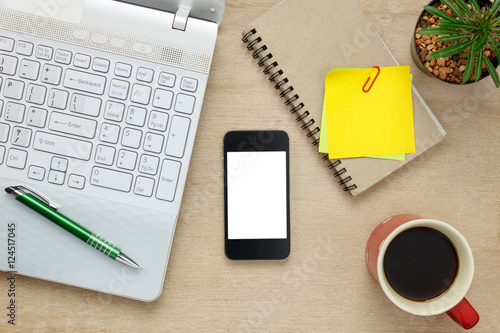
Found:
[0,8,212,73]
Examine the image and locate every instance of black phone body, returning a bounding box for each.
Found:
[224,130,290,260]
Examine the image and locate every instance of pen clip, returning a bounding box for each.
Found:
[10,185,59,210]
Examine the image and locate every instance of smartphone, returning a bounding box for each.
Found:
[224,130,290,260]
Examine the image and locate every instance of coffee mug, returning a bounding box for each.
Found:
[365,214,479,329]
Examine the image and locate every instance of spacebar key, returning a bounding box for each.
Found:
[90,167,133,192]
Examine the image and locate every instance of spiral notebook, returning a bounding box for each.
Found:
[242,0,446,196]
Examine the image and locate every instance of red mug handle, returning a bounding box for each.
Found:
[446,298,479,330]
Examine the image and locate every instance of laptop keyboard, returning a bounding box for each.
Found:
[0,32,206,209]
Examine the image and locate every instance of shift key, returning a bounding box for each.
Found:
[34,131,92,160]
[64,69,106,95]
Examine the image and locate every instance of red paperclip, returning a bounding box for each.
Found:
[362,66,380,93]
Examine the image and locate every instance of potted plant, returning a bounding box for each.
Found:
[411,0,499,87]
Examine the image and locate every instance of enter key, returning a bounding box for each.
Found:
[48,112,97,139]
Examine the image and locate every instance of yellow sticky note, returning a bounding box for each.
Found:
[325,66,415,159]
[319,68,407,161]
[319,96,405,161]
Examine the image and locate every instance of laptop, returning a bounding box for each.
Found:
[0,0,225,301]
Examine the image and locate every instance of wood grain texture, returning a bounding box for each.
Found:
[1,0,499,332]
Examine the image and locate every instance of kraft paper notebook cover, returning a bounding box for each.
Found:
[242,0,446,196]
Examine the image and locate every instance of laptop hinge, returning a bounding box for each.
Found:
[173,7,190,31]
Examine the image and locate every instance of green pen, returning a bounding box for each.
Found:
[5,185,141,270]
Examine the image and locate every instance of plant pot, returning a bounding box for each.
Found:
[411,0,499,85]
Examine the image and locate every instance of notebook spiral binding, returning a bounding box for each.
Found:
[242,28,357,192]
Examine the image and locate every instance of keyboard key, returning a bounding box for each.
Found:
[41,64,63,85]
[131,84,152,105]
[26,84,47,105]
[69,93,102,117]
[0,146,4,164]
[47,89,69,109]
[16,41,34,56]
[28,165,46,181]
[99,123,120,144]
[35,45,54,60]
[26,107,48,128]
[6,148,27,169]
[3,79,25,100]
[156,159,181,201]
[63,69,106,95]
[0,123,10,142]
[165,116,190,158]
[117,150,137,170]
[121,128,142,148]
[134,176,155,197]
[4,102,26,123]
[108,79,130,100]
[95,145,115,166]
[0,55,19,75]
[74,53,91,69]
[11,127,32,147]
[143,132,164,154]
[148,111,169,132]
[0,37,15,52]
[180,77,198,92]
[126,106,147,127]
[175,93,196,115]
[104,101,125,122]
[139,154,159,175]
[159,72,176,87]
[19,59,40,80]
[137,67,154,83]
[10,126,31,147]
[115,62,132,78]
[55,49,72,64]
[48,170,65,185]
[92,58,110,73]
[152,89,173,110]
[68,174,86,190]
[34,131,92,160]
[50,157,68,172]
[90,167,133,192]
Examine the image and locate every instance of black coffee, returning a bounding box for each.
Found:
[383,227,458,301]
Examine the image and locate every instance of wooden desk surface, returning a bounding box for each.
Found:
[2,1,499,332]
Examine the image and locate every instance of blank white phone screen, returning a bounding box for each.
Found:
[227,151,287,239]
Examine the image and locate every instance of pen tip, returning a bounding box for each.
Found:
[116,252,142,270]
[5,187,13,194]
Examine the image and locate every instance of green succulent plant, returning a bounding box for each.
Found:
[419,0,500,87]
